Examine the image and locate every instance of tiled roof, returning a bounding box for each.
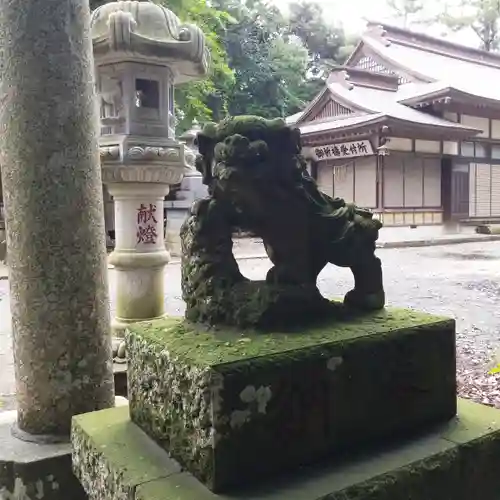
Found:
[297,83,480,137]
[362,28,500,102]
[294,21,495,138]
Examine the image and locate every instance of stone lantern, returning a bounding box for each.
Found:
[90,0,209,335]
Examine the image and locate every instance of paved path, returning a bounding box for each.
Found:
[1,241,500,411]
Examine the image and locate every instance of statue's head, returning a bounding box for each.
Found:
[195,115,303,183]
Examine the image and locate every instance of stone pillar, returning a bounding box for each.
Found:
[0,0,114,439]
[107,183,170,332]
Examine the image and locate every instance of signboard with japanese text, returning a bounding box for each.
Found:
[312,140,374,161]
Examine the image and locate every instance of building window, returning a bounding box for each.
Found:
[475,142,487,158]
[460,142,475,156]
[492,145,500,159]
[460,141,489,158]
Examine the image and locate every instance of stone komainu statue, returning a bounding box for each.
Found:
[180,116,385,329]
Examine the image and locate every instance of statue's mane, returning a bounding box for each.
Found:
[195,116,302,184]
[201,115,287,143]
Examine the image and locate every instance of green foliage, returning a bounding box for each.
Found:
[157,0,235,132]
[386,0,425,27]
[288,1,353,76]
[217,0,354,121]
[437,0,500,51]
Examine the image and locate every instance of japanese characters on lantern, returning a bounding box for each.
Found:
[136,203,158,245]
[313,140,373,161]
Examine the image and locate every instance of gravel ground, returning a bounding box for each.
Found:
[1,241,500,411]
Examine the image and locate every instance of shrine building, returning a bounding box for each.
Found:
[290,22,500,226]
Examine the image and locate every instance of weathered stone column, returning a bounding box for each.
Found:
[0,0,114,439]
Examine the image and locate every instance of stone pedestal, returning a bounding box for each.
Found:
[125,310,456,492]
[0,399,128,500]
[71,308,500,500]
[107,182,171,335]
[164,197,197,257]
[0,411,87,500]
[0,0,114,439]
[72,391,500,500]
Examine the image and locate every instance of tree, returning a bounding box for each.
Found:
[287,1,351,77]
[211,0,312,118]
[437,0,500,51]
[386,0,425,27]
[157,0,235,131]
[268,37,311,115]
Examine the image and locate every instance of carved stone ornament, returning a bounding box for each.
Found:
[99,145,120,161]
[126,146,180,161]
[184,147,197,170]
[101,164,184,185]
[180,116,386,330]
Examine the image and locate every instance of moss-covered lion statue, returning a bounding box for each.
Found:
[180,116,385,329]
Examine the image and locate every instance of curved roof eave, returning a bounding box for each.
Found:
[295,86,331,125]
[299,114,385,137]
[344,40,364,67]
[399,86,500,109]
[384,114,481,138]
[300,113,480,139]
[397,85,452,105]
[360,35,435,84]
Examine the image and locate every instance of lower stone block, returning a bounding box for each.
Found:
[71,399,500,500]
[126,309,456,492]
[71,405,180,500]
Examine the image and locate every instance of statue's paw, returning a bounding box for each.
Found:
[343,289,385,311]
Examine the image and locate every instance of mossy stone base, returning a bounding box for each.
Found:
[71,399,500,500]
[126,309,456,492]
[184,279,339,330]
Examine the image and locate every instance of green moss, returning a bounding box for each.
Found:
[184,114,385,330]
[72,406,180,485]
[73,400,500,500]
[127,307,456,492]
[128,307,453,367]
[211,115,286,142]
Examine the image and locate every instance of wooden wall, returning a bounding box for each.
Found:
[317,157,377,208]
